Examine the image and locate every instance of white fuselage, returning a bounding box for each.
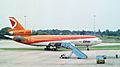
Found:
[31,37,102,46]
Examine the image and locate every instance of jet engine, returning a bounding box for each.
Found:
[13,36,27,42]
[9,30,32,35]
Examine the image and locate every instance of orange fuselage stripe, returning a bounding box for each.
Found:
[21,35,96,44]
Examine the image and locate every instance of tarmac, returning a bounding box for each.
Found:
[0,40,120,67]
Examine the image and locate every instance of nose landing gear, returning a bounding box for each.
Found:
[87,46,90,51]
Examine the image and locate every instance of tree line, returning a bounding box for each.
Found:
[32,29,120,36]
[0,27,120,39]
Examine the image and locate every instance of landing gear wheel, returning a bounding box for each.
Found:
[44,46,58,51]
[44,46,51,50]
[52,48,58,51]
[87,46,89,51]
[44,48,51,50]
[87,48,89,51]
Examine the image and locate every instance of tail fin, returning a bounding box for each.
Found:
[8,17,32,35]
[9,17,25,30]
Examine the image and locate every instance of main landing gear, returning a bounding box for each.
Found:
[44,45,58,51]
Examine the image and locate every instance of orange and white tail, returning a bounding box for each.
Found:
[8,17,32,35]
[9,17,25,30]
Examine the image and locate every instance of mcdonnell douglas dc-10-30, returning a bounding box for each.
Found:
[5,17,102,51]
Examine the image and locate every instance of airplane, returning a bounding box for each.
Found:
[5,17,102,51]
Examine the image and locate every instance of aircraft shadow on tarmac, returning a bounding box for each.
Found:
[0,48,70,51]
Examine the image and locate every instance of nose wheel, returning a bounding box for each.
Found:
[87,46,89,51]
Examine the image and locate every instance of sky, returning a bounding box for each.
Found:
[0,0,120,31]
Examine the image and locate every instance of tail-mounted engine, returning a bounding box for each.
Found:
[9,30,32,35]
[13,36,27,42]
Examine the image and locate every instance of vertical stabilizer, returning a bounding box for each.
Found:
[9,17,25,30]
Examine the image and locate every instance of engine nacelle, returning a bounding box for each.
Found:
[13,36,27,42]
[9,30,32,35]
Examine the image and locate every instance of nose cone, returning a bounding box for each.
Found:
[97,38,102,44]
